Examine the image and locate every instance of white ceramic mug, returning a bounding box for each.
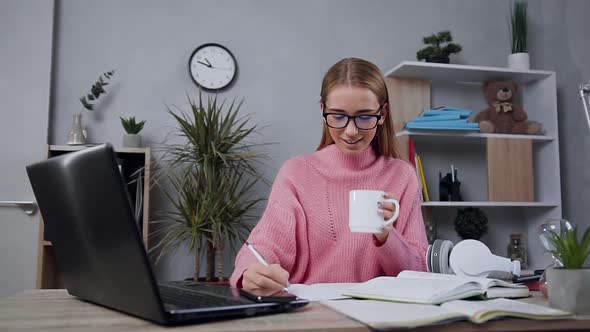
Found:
[349,190,400,233]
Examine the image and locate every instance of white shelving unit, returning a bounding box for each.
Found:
[396,130,555,142]
[386,61,561,269]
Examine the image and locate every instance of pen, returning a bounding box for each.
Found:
[245,241,290,293]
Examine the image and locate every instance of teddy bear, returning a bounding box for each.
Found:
[472,80,542,134]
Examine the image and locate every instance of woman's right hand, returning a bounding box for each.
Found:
[242,262,290,293]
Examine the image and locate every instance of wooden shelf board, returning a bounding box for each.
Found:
[43,241,52,246]
[385,61,554,85]
[49,144,149,154]
[422,201,558,207]
[396,130,553,142]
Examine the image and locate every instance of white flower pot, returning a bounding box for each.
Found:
[545,268,590,314]
[123,134,142,148]
[508,53,530,70]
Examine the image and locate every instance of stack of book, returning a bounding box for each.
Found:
[405,106,480,131]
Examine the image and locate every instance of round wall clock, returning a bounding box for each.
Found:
[188,43,237,91]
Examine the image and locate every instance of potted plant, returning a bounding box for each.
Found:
[120,116,146,148]
[416,31,462,64]
[454,207,488,240]
[151,91,268,282]
[67,70,115,145]
[544,226,590,314]
[508,0,529,69]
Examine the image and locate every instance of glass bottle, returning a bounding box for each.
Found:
[67,112,86,145]
[507,233,528,269]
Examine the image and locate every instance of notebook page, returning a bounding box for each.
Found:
[287,283,357,301]
[342,277,478,304]
[441,298,572,323]
[323,299,465,329]
[398,270,525,289]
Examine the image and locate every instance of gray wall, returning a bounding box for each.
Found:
[0,0,54,296]
[45,0,590,280]
[533,0,590,233]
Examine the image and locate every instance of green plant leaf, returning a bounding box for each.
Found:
[120,116,146,134]
[546,226,590,269]
[79,69,115,111]
[151,90,271,278]
[509,1,528,53]
[416,31,461,62]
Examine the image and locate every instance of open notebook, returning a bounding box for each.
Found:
[342,270,529,305]
[323,298,571,329]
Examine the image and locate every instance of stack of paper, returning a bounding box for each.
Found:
[405,106,479,131]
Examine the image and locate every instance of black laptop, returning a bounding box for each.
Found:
[26,143,308,325]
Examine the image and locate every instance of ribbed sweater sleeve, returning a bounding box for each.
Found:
[375,167,428,274]
[229,161,303,288]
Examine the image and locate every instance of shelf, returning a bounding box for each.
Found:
[421,201,559,207]
[43,241,52,246]
[385,61,554,85]
[396,130,554,142]
[49,144,148,154]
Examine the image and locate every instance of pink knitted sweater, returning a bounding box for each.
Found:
[229,144,428,288]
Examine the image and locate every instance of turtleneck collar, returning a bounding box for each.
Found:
[318,144,379,171]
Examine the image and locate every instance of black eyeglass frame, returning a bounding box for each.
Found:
[322,108,383,130]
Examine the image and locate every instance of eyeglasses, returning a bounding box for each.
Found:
[322,110,382,130]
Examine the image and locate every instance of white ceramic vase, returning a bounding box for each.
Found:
[545,268,590,314]
[508,53,530,70]
[123,134,142,148]
[67,112,87,145]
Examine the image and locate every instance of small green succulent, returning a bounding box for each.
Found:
[120,116,146,135]
[546,226,590,269]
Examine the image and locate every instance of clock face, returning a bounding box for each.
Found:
[189,43,237,91]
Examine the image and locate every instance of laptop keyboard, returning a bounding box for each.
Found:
[158,281,252,309]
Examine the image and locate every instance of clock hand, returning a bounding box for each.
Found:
[204,58,212,67]
[197,60,212,67]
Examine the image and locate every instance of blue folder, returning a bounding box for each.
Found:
[405,121,480,131]
[406,106,478,131]
[422,110,472,118]
[413,114,462,122]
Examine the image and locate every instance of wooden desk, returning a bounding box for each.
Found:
[1,290,589,331]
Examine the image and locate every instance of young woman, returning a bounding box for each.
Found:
[230,57,428,292]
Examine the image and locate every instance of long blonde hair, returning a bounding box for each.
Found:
[317,57,399,158]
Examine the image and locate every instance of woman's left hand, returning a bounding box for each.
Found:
[374,192,399,244]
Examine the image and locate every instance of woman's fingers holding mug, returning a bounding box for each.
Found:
[378,206,396,221]
[378,200,398,219]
